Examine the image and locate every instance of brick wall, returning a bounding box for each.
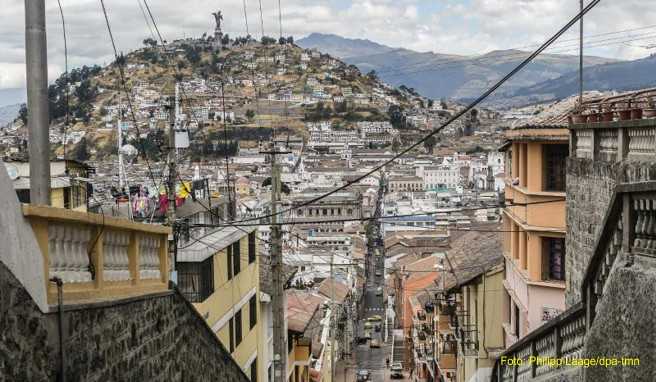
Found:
[0,261,249,382]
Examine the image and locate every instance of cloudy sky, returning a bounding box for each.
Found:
[2,0,655,91]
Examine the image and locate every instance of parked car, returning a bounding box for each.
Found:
[368,315,382,322]
[390,363,404,379]
[356,337,368,345]
[356,369,371,381]
[375,287,383,296]
[370,339,381,348]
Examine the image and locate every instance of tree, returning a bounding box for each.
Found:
[142,38,158,47]
[388,105,404,129]
[366,70,378,81]
[18,103,27,124]
[286,36,294,44]
[115,53,127,67]
[221,34,231,45]
[71,137,91,161]
[423,135,437,154]
[261,36,276,45]
[391,139,401,153]
[278,37,286,45]
[245,109,255,120]
[428,99,434,108]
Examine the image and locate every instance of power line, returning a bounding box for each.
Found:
[56,0,70,160]
[141,0,164,43]
[98,0,162,197]
[136,0,156,41]
[188,197,563,228]
[364,24,656,78]
[197,0,601,230]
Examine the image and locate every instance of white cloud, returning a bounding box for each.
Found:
[2,0,655,89]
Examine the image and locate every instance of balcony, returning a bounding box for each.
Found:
[23,204,170,305]
[569,90,656,162]
[492,181,656,381]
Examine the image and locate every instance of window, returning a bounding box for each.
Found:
[235,309,243,347]
[250,358,257,382]
[543,144,567,192]
[229,318,235,352]
[249,295,257,329]
[543,237,566,281]
[514,305,520,337]
[227,246,233,280]
[232,241,241,276]
[177,258,214,303]
[248,232,256,264]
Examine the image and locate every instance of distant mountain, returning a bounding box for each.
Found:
[0,104,20,127]
[0,88,26,108]
[505,54,656,103]
[297,33,619,100]
[297,33,396,59]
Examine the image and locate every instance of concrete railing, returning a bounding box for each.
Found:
[570,119,656,162]
[491,181,656,381]
[23,204,170,305]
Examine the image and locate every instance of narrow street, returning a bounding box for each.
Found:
[346,175,410,382]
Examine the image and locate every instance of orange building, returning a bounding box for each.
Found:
[501,125,568,345]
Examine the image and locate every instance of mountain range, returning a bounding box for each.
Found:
[297,33,656,107]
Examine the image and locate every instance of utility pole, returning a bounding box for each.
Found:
[579,0,584,107]
[266,140,290,382]
[25,0,50,205]
[330,254,336,382]
[167,86,178,278]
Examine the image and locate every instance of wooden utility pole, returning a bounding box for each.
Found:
[267,142,288,382]
[330,254,336,382]
[25,0,51,205]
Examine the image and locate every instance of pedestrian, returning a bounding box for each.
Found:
[386,357,390,368]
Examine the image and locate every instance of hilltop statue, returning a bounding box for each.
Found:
[212,11,223,32]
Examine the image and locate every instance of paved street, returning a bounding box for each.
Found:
[347,176,410,381]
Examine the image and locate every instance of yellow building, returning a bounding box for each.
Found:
[501,126,568,344]
[452,265,505,382]
[432,230,504,382]
[286,289,328,382]
[6,159,91,212]
[177,226,264,381]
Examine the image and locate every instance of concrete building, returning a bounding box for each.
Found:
[5,159,92,212]
[388,175,425,193]
[500,125,568,345]
[177,226,265,381]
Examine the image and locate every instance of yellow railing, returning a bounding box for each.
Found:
[23,204,171,305]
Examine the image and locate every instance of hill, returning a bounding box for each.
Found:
[297,33,619,100]
[21,36,420,161]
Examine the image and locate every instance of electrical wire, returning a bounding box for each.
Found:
[99,0,162,201]
[189,198,562,228]
[56,0,69,160]
[193,0,601,229]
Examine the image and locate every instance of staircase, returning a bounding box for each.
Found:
[392,329,404,365]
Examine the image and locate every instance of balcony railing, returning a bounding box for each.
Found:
[492,181,656,382]
[570,117,656,162]
[23,204,170,305]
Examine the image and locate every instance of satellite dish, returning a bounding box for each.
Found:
[4,164,18,180]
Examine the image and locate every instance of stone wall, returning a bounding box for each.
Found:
[583,256,656,381]
[0,261,249,382]
[565,158,656,307]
